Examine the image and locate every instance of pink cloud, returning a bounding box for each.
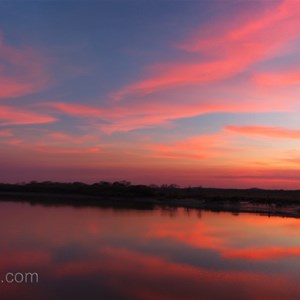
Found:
[112,60,249,100]
[147,212,300,263]
[47,131,97,145]
[179,0,295,53]
[5,139,23,146]
[0,129,13,137]
[48,132,73,140]
[35,146,101,154]
[43,102,102,117]
[112,0,300,99]
[0,34,48,99]
[253,69,300,86]
[150,151,205,160]
[0,105,56,125]
[225,125,300,139]
[43,98,289,133]
[0,126,104,157]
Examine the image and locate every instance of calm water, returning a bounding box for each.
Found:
[1,201,300,300]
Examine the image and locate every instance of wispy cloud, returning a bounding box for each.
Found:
[35,146,101,154]
[145,133,232,161]
[0,34,49,99]
[43,102,102,117]
[253,69,300,86]
[0,129,13,137]
[225,125,300,139]
[0,105,56,126]
[112,0,300,100]
[223,247,300,261]
[42,99,289,133]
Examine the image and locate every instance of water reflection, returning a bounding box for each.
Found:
[1,201,300,299]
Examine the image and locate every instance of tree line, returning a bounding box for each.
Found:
[0,181,204,199]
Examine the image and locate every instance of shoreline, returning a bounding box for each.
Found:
[1,191,300,218]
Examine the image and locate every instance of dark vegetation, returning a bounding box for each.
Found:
[1,181,300,204]
[3,181,300,217]
[0,181,201,199]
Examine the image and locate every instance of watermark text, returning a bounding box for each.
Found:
[1,272,39,284]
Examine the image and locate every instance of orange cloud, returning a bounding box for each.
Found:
[146,133,231,161]
[223,247,300,261]
[225,125,300,139]
[283,157,300,164]
[0,34,48,99]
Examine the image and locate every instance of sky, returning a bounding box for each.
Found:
[1,0,300,188]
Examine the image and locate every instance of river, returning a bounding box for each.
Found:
[1,200,300,299]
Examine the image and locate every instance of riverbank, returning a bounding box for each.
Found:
[1,190,300,218]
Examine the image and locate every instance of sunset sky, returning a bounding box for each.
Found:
[1,0,300,188]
